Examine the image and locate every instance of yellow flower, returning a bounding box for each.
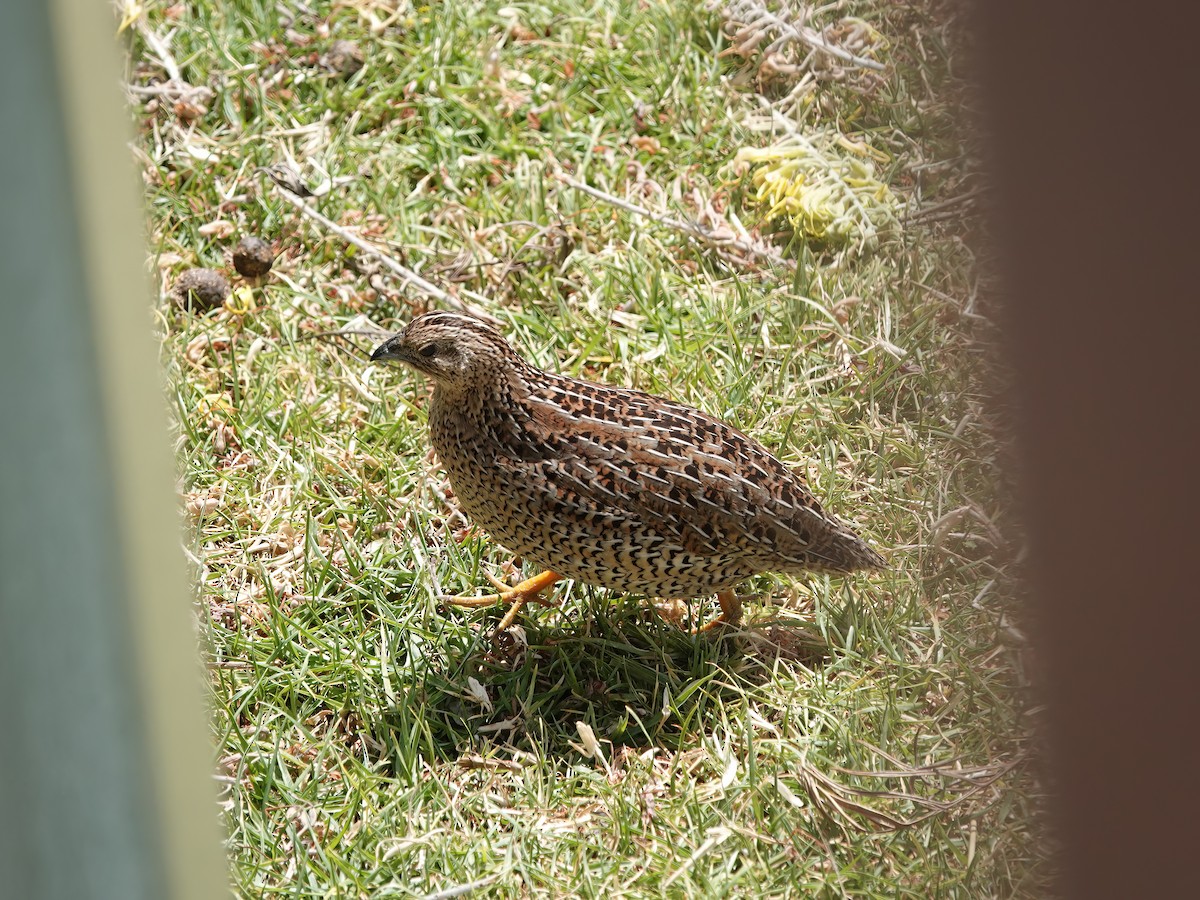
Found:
[734,138,898,248]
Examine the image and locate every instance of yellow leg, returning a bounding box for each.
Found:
[441,569,562,633]
[693,589,743,634]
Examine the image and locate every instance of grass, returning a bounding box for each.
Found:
[126,0,1044,896]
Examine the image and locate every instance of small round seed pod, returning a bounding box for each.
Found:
[232,236,274,279]
[173,268,230,312]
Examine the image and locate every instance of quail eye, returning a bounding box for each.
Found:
[418,343,438,359]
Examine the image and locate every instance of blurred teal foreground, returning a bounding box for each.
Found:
[0,1,227,897]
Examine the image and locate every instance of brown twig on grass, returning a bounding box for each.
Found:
[304,328,392,361]
[261,174,501,325]
[554,173,795,271]
[710,0,886,72]
[130,23,214,112]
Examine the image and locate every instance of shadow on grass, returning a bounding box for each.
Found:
[374,594,832,768]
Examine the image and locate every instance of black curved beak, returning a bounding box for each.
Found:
[370,334,406,363]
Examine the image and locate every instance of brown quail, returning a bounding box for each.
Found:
[371,311,885,633]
